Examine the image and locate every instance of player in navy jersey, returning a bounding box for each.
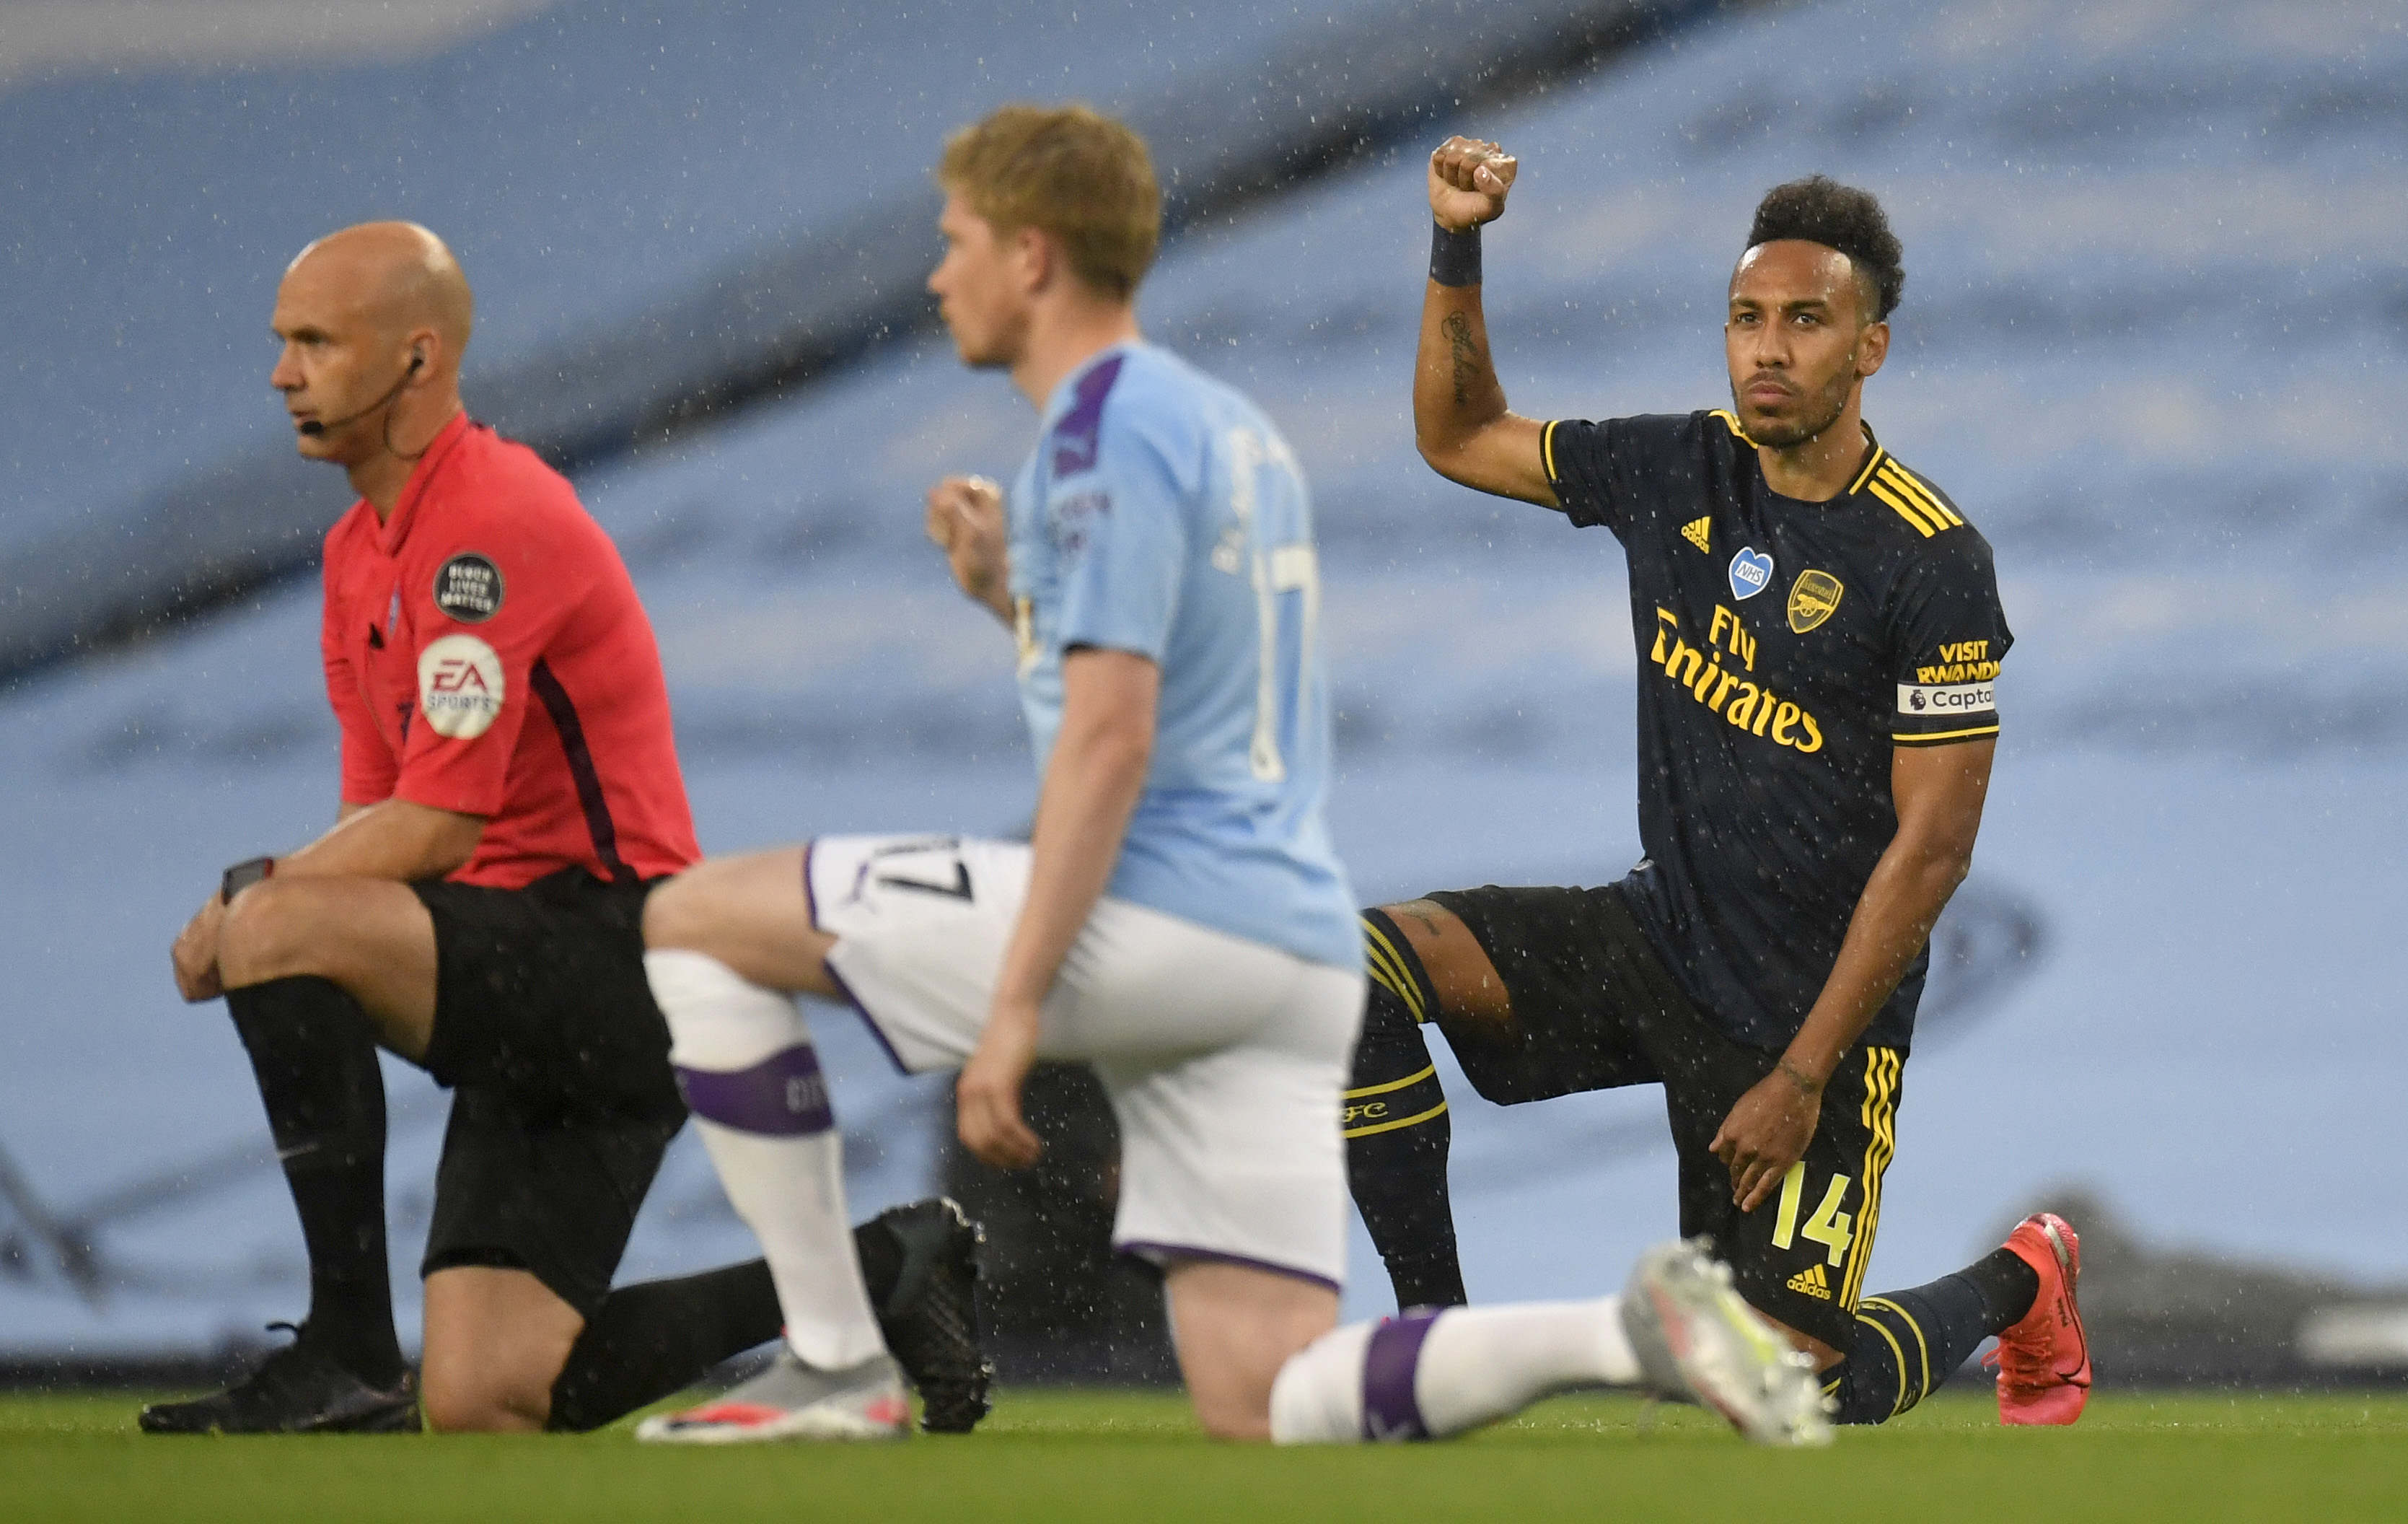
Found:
[1338,140,2091,1427]
[630,105,1828,1447]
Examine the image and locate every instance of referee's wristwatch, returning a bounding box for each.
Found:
[221,856,276,904]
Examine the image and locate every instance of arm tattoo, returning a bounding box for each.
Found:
[1441,310,1483,408]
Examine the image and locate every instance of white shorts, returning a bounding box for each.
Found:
[808,833,1364,1289]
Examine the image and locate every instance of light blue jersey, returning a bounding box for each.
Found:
[1006,342,1358,973]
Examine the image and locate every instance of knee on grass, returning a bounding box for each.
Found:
[421,1365,553,1434]
[1189,1381,1276,1442]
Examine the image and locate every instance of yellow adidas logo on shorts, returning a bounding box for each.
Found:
[1786,1263,1832,1300]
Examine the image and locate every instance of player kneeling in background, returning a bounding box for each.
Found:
[633,104,1826,1447]
[149,223,988,1437]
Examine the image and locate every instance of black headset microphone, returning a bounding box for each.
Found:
[297,352,429,458]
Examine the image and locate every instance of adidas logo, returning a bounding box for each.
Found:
[1786,1264,1832,1300]
[1681,517,1711,553]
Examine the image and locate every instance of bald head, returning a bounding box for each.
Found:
[271,222,472,485]
[286,222,473,359]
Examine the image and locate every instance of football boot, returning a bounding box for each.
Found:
[635,1348,909,1443]
[1986,1212,2091,1425]
[139,1325,419,1435]
[868,1197,994,1433]
[1622,1238,1833,1448]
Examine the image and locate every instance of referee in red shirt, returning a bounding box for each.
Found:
[150,224,987,1435]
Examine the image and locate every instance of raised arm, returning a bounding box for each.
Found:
[1414,136,1557,508]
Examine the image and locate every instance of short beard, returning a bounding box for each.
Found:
[949,307,1031,373]
[1732,368,1852,449]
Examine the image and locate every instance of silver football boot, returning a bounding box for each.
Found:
[1621,1238,1834,1448]
[634,1348,911,1444]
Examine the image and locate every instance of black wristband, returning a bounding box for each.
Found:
[1429,222,1482,287]
[221,856,276,904]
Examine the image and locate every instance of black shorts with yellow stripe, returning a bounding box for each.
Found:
[1420,880,1902,1350]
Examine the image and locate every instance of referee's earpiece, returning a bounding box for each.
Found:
[298,351,426,437]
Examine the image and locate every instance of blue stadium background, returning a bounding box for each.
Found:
[4,0,2404,1372]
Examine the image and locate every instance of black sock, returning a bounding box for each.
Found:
[1960,1244,2043,1327]
[227,976,404,1386]
[1827,1248,2042,1424]
[547,1259,781,1432]
[545,1218,912,1432]
[855,1215,905,1311]
[1346,910,1466,1310]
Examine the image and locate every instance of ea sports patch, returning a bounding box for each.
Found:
[1788,569,1844,633]
[418,634,505,740]
[432,553,504,623]
[1728,546,1773,601]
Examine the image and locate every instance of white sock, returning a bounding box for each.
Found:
[645,948,886,1370]
[1270,1298,1639,1444]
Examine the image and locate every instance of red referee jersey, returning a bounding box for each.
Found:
[319,412,699,888]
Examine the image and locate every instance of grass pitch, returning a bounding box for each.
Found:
[6,1388,2404,1523]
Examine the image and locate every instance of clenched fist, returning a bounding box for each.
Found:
[925,473,1010,620]
[1429,136,1518,232]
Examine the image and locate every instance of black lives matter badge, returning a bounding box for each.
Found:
[433,553,504,623]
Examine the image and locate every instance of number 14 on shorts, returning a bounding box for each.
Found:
[1769,1163,1854,1266]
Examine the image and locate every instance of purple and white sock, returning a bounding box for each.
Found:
[1360,1308,1444,1440]
[645,948,886,1370]
[1271,1300,1640,1444]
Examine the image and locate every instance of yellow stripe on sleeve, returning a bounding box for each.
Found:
[1866,477,1939,537]
[1542,419,1560,484]
[1878,463,1964,529]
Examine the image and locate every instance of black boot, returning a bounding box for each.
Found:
[140,1324,420,1435]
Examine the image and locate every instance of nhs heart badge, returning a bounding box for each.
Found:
[1728,546,1774,601]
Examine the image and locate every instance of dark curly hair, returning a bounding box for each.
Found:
[1746,175,1903,323]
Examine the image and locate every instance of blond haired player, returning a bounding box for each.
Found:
[635,108,1825,1445]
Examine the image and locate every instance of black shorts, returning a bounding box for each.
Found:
[1426,882,1902,1349]
[413,867,687,1318]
